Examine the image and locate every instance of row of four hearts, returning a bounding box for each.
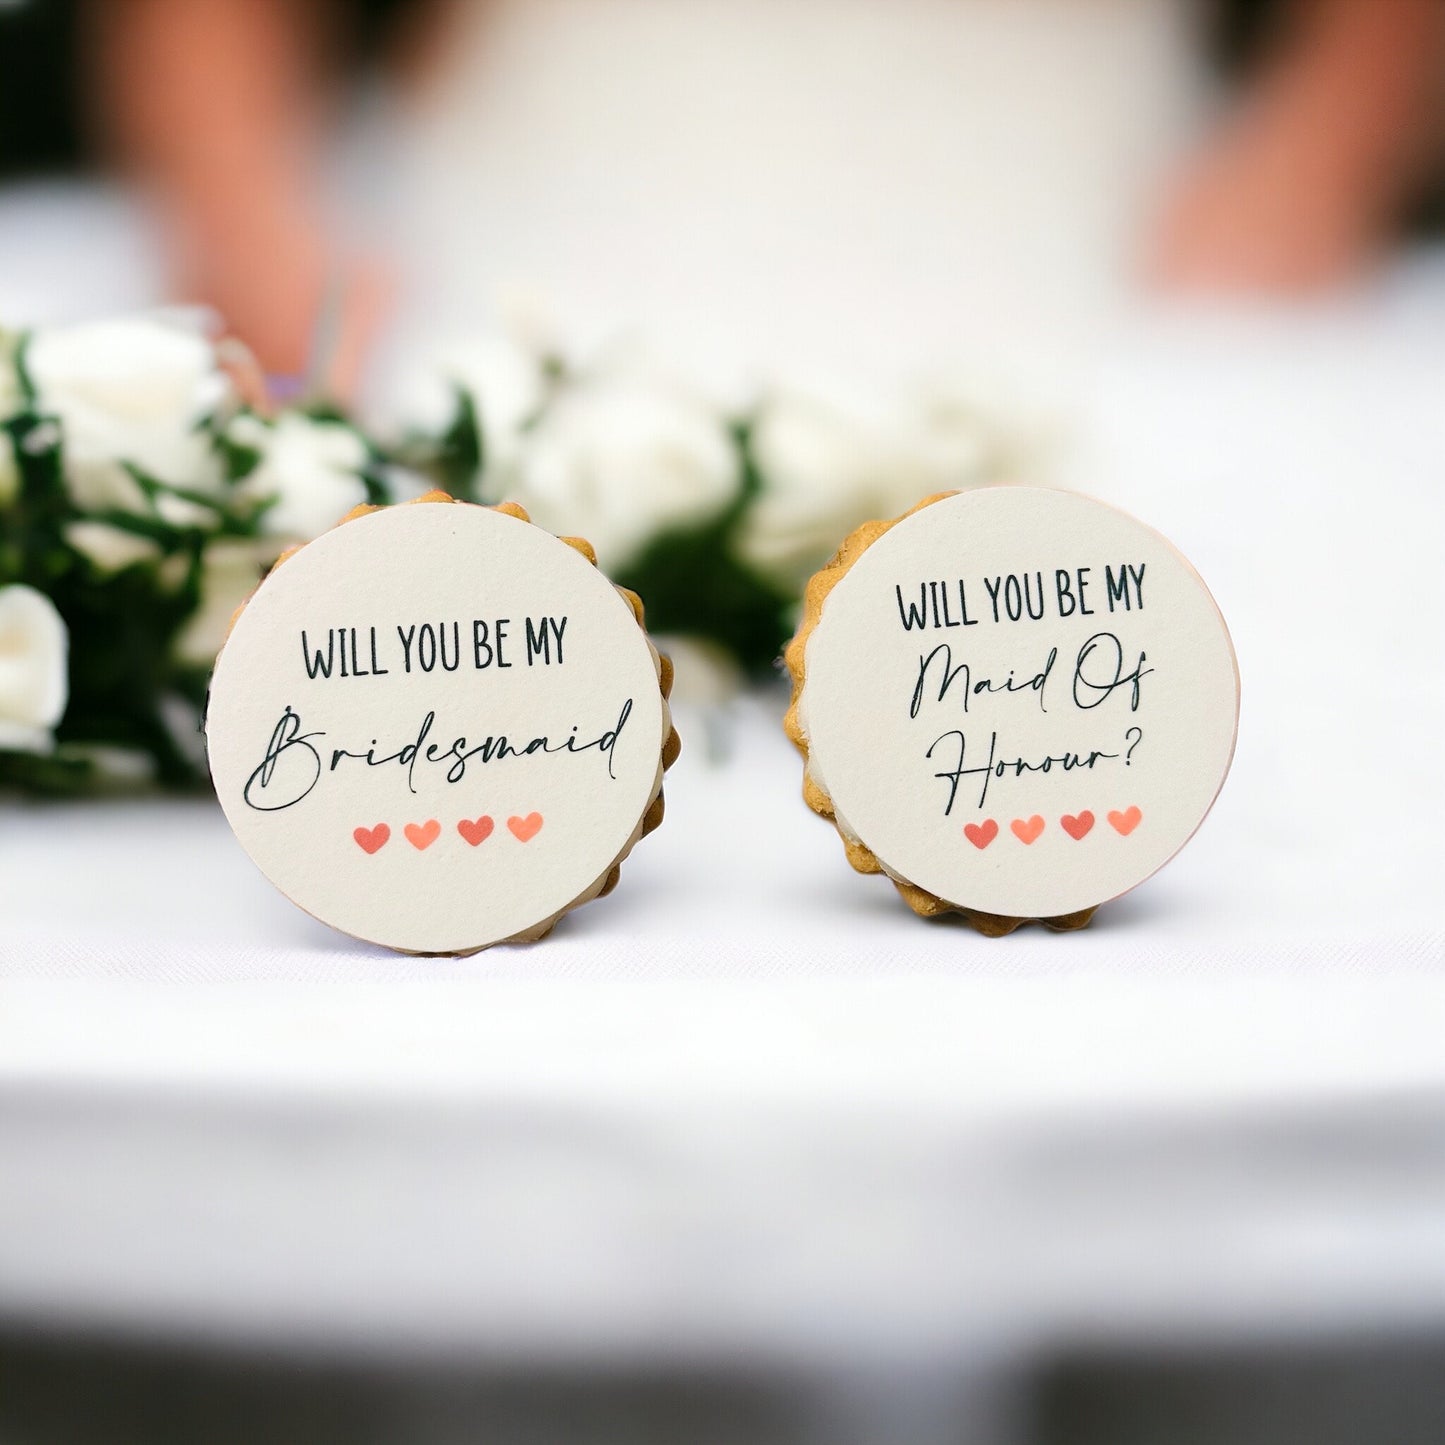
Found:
[353,814,542,854]
[966,806,1142,849]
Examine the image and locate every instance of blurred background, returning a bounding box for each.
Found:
[1,0,1443,403]
[3,2,1445,1442]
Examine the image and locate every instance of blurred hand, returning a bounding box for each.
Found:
[1149,0,1445,297]
[1149,88,1387,294]
[181,220,393,403]
[88,0,393,402]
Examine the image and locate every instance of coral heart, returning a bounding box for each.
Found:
[353,824,390,855]
[508,812,544,842]
[404,819,441,850]
[1061,811,1095,841]
[963,819,998,850]
[1108,805,1143,836]
[457,815,495,847]
[1010,815,1045,845]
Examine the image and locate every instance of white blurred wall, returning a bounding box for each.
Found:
[368,0,1209,402]
[0,0,1208,408]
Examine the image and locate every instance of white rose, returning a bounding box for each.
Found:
[64,521,163,573]
[395,335,546,476]
[230,411,370,542]
[173,540,269,668]
[23,310,233,523]
[737,392,877,591]
[510,372,739,571]
[869,381,1000,515]
[739,384,1007,590]
[0,584,68,754]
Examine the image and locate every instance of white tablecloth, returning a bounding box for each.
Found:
[3,287,1445,1417]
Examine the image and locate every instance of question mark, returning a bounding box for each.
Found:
[1124,726,1142,766]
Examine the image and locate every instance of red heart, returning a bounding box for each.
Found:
[964,819,998,850]
[1061,811,1095,841]
[1108,805,1143,836]
[508,812,544,843]
[353,823,390,855]
[1010,815,1045,845]
[457,815,494,847]
[404,819,441,851]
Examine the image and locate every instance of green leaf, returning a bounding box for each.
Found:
[0,746,95,796]
[11,329,37,407]
[614,418,792,677]
[1,410,70,587]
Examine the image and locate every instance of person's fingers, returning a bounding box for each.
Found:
[1146,126,1384,296]
[314,257,397,405]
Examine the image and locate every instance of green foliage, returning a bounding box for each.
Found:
[616,421,792,676]
[0,332,857,793]
[0,410,244,790]
[388,386,484,502]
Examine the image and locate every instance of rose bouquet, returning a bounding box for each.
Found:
[0,312,388,792]
[0,311,1012,794]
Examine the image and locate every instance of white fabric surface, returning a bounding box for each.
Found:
[4,284,1445,1368]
